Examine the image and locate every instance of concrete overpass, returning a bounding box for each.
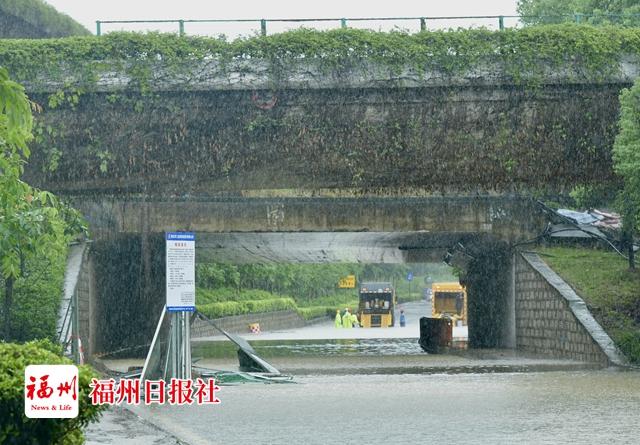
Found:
[9,29,634,198]
[5,30,629,358]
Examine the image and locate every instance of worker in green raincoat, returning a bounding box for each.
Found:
[334,309,342,328]
[342,308,352,328]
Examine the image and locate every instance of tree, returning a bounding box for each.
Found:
[0,67,85,340]
[518,0,580,25]
[613,77,640,270]
[518,0,640,26]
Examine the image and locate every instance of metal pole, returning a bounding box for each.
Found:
[341,18,347,28]
[171,312,178,379]
[420,17,426,31]
[179,20,185,36]
[178,313,184,379]
[164,311,192,380]
[498,15,504,30]
[71,288,79,364]
[96,21,101,36]
[175,313,180,377]
[184,312,191,380]
[260,19,267,36]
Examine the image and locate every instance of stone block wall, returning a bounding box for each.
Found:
[515,252,626,366]
[191,310,313,338]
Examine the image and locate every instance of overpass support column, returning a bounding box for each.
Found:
[91,234,166,354]
[504,252,516,348]
[140,202,153,307]
[464,239,512,349]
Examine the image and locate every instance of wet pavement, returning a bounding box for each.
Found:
[125,370,640,445]
[84,406,183,445]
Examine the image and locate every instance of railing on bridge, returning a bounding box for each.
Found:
[95,13,640,37]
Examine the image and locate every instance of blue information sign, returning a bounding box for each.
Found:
[166,232,196,312]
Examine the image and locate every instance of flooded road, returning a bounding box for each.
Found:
[128,370,640,445]
[95,300,639,444]
[193,337,426,358]
[192,300,467,344]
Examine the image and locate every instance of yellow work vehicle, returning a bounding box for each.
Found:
[358,282,396,327]
[431,282,467,326]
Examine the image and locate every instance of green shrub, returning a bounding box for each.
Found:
[4,26,640,89]
[198,301,247,318]
[196,263,240,289]
[1,242,68,342]
[294,293,358,308]
[196,288,282,305]
[613,329,640,364]
[0,339,105,444]
[569,184,619,209]
[197,297,296,319]
[245,298,296,313]
[297,306,333,320]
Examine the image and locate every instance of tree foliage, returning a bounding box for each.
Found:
[0,0,90,37]
[518,0,580,24]
[0,66,86,340]
[196,263,365,300]
[613,77,640,269]
[518,0,640,26]
[195,263,415,301]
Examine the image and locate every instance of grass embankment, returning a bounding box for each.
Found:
[537,247,640,364]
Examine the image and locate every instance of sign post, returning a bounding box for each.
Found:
[406,271,413,301]
[165,232,195,380]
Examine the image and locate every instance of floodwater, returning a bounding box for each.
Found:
[97,300,640,444]
[193,336,426,358]
[128,370,640,445]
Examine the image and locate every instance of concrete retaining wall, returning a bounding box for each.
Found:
[75,245,96,359]
[192,310,312,337]
[515,252,627,367]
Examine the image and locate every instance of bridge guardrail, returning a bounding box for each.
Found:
[95,13,640,37]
